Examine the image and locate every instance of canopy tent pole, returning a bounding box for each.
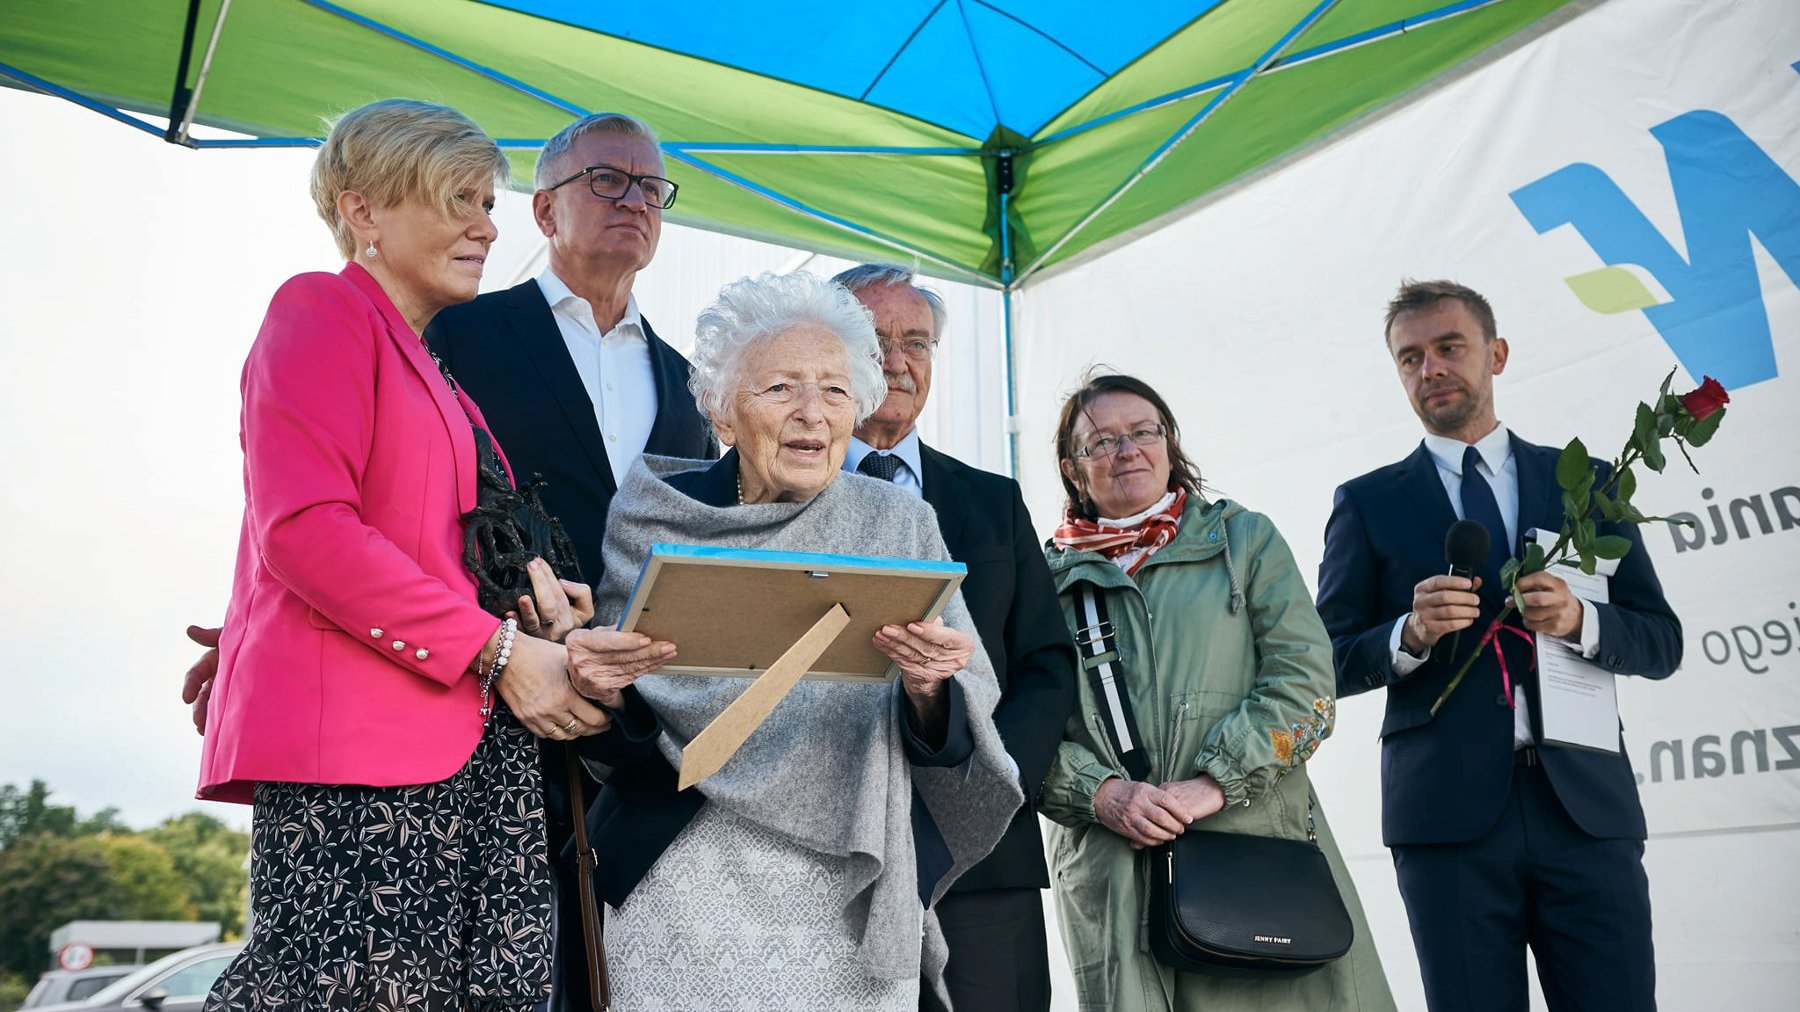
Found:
[163,0,203,144]
[993,141,1022,476]
[1015,0,1344,285]
[1002,276,1020,478]
[166,0,234,146]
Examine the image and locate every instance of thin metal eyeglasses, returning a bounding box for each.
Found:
[1074,423,1167,460]
[547,164,679,209]
[878,336,938,362]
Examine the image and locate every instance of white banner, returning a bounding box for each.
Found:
[1012,0,1800,1005]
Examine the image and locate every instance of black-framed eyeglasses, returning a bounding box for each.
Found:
[1074,423,1167,460]
[547,164,679,209]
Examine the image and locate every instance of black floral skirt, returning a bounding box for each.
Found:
[205,706,552,1011]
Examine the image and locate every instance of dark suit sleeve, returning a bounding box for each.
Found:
[900,679,974,767]
[990,486,1079,803]
[1317,483,1406,698]
[1586,475,1683,680]
[572,685,666,766]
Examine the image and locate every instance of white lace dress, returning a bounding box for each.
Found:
[605,804,918,1011]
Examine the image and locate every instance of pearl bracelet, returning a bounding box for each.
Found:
[479,617,518,719]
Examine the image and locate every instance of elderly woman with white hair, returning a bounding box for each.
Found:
[564,271,1022,1010]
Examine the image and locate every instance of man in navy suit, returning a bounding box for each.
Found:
[427,113,712,1012]
[832,264,1075,1012]
[1316,280,1681,1011]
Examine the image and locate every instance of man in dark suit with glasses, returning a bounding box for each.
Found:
[833,263,1076,1012]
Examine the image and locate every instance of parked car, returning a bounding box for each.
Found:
[18,966,138,1008]
[17,943,242,1012]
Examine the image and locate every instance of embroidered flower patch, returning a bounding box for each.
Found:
[1270,698,1336,767]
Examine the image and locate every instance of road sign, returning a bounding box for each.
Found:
[56,942,94,971]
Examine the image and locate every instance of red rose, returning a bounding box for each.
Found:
[1680,377,1730,421]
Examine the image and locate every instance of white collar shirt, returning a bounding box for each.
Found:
[536,268,657,488]
[1421,422,1520,553]
[844,430,924,497]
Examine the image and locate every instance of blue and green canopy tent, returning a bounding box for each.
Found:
[1,0,1587,462]
[2,0,1586,288]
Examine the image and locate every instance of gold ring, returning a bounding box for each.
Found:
[563,717,580,733]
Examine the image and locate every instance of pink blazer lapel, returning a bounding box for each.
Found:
[341,263,478,512]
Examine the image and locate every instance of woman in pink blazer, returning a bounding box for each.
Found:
[199,100,605,1012]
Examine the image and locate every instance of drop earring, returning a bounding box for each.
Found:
[364,240,378,259]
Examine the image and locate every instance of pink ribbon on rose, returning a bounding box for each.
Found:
[1475,616,1536,709]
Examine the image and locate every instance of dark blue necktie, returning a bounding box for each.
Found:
[1461,445,1511,599]
[858,452,902,482]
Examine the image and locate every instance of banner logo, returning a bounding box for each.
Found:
[1509,109,1800,390]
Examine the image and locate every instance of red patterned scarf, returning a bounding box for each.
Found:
[1051,487,1188,575]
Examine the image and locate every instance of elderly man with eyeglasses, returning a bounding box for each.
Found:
[833,264,1077,1012]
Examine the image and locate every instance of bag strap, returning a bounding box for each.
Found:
[565,748,611,1011]
[1076,584,1152,781]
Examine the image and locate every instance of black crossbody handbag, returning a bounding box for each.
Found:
[1075,584,1354,974]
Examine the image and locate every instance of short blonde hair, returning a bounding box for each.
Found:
[309,99,509,259]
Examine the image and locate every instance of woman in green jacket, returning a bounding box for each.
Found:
[1041,374,1394,1012]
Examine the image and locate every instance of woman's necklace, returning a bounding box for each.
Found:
[425,345,459,394]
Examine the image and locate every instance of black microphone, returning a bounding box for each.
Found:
[1438,519,1490,663]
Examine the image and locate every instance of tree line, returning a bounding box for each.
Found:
[0,780,248,1004]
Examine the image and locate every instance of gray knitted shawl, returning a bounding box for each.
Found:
[595,455,1023,987]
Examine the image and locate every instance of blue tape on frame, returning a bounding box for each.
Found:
[647,543,967,575]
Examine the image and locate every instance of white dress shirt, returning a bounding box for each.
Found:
[1388,423,1600,748]
[537,269,657,488]
[844,430,923,494]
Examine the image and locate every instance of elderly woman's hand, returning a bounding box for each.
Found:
[1157,775,1226,826]
[510,558,595,643]
[566,629,677,708]
[1094,777,1192,849]
[874,619,973,735]
[492,633,612,741]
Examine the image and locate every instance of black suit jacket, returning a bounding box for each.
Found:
[426,279,714,588]
[918,443,1077,892]
[1316,434,1683,847]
